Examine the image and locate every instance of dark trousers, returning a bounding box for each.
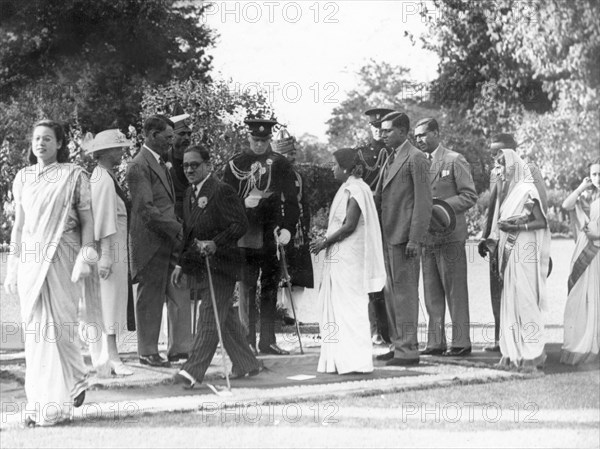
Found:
[240,247,280,349]
[183,273,259,382]
[135,246,192,357]
[368,290,390,342]
[489,246,502,344]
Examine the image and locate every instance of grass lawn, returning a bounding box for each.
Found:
[2,371,598,448]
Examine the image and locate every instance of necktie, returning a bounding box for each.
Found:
[159,158,175,193]
[427,153,433,161]
[387,151,395,166]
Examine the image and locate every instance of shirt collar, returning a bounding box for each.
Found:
[193,176,209,195]
[144,145,161,163]
[430,144,441,159]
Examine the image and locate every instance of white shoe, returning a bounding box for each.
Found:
[95,362,112,378]
[110,360,134,376]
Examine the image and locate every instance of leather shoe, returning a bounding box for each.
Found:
[172,370,196,390]
[444,347,472,357]
[386,358,419,367]
[73,390,86,408]
[167,353,189,363]
[420,347,446,356]
[484,344,500,352]
[248,344,258,356]
[231,360,264,379]
[139,354,171,368]
[376,351,394,361]
[259,344,289,355]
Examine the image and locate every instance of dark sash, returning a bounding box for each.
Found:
[499,231,519,280]
[568,241,600,293]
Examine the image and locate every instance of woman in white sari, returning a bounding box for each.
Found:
[5,120,98,426]
[490,149,551,372]
[560,159,600,365]
[311,148,386,374]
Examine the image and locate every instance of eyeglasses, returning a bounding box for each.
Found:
[183,162,209,170]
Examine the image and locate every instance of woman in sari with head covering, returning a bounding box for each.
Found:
[4,120,99,426]
[560,158,600,365]
[310,148,386,374]
[490,149,551,372]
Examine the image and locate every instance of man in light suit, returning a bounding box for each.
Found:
[375,111,432,366]
[126,115,192,367]
[171,146,261,388]
[415,118,478,357]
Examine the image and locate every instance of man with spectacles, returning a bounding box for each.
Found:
[223,118,300,355]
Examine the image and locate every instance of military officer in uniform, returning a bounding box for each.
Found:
[223,118,300,355]
[166,111,193,220]
[356,107,394,345]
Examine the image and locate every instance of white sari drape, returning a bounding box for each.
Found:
[495,151,551,369]
[12,163,92,425]
[561,195,600,364]
[317,176,386,374]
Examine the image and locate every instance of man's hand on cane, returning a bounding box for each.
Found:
[194,239,216,257]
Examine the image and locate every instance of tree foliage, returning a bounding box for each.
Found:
[420,0,600,190]
[0,0,215,134]
[141,77,275,172]
[0,0,216,207]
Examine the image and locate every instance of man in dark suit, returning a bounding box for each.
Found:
[126,115,192,367]
[478,133,548,351]
[375,111,432,366]
[171,146,260,388]
[415,118,478,357]
[223,118,300,355]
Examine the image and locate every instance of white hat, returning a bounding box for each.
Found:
[170,113,191,130]
[82,129,132,154]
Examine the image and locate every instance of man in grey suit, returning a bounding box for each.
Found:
[126,115,192,367]
[375,112,432,366]
[415,118,478,357]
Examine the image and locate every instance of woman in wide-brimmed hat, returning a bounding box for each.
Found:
[84,129,134,377]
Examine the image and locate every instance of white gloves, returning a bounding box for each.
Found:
[71,246,99,283]
[244,196,261,209]
[276,229,291,246]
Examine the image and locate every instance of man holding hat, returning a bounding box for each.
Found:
[223,117,300,355]
[356,108,394,346]
[414,118,478,357]
[375,111,432,366]
[167,108,193,220]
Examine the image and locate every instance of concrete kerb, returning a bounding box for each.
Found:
[0,364,525,429]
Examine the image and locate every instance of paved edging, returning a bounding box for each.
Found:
[1,365,524,428]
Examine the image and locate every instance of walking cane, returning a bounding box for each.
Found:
[277,242,304,355]
[190,284,199,336]
[205,254,232,392]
